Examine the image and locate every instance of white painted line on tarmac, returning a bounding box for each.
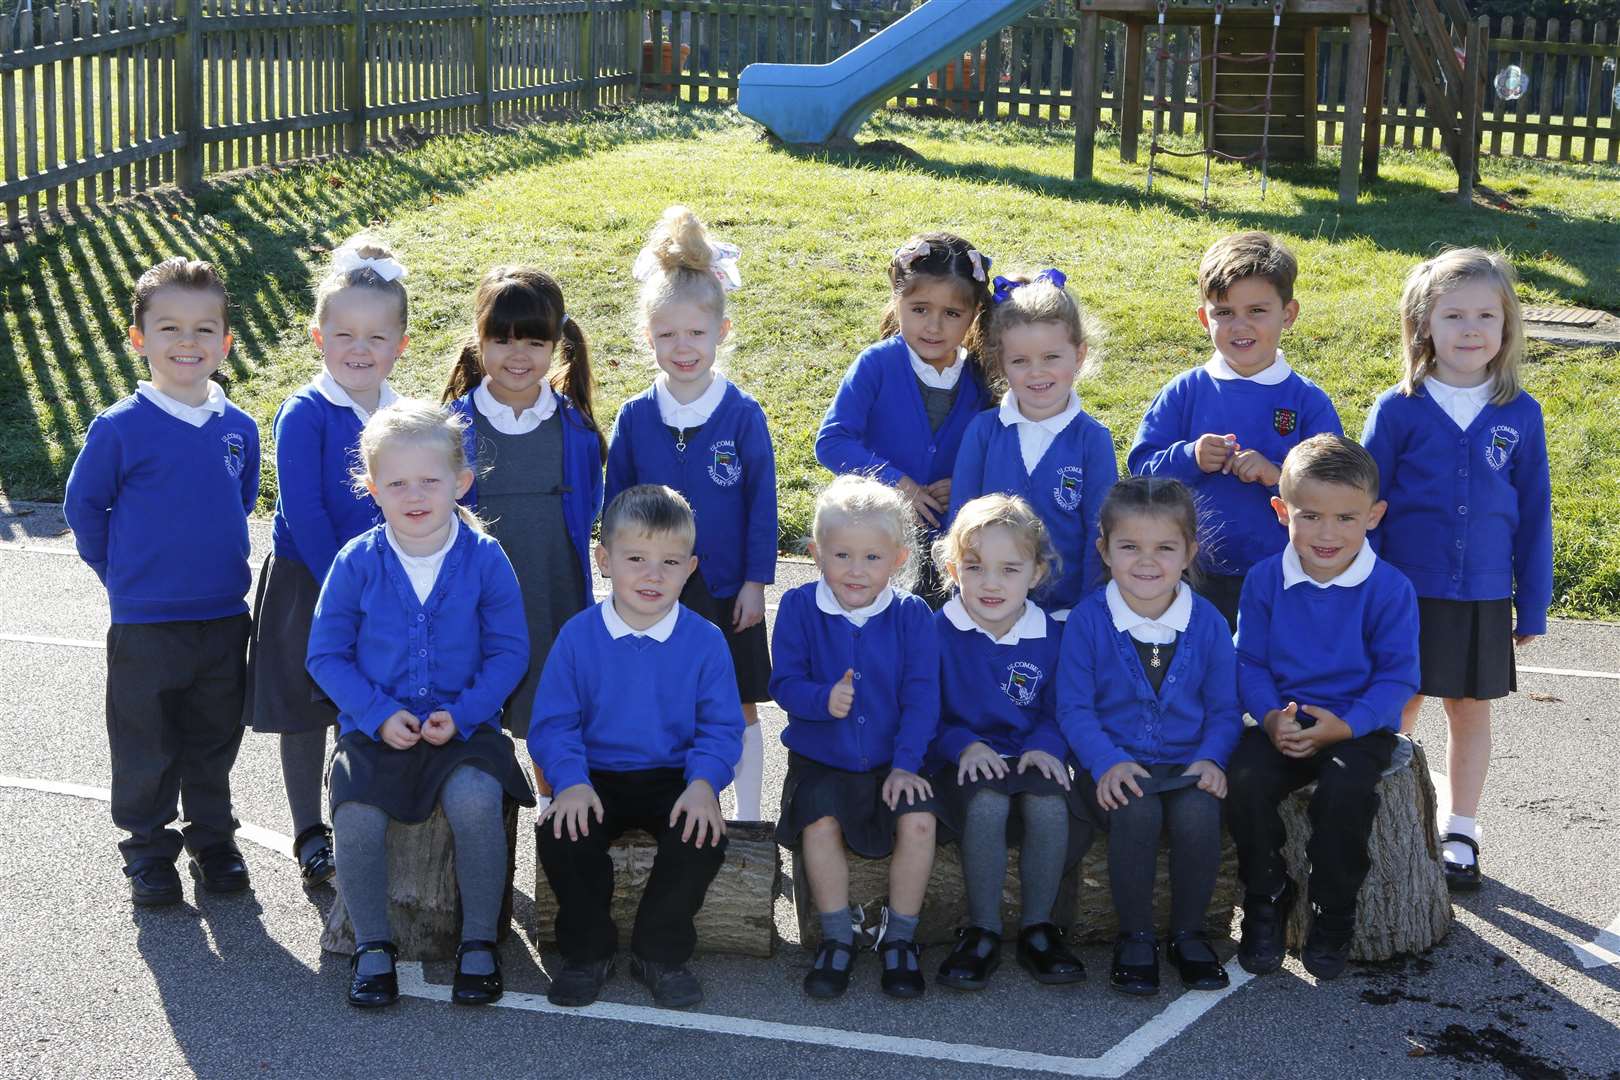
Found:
[1519,665,1620,681]
[0,544,80,556]
[0,631,104,650]
[1568,911,1620,970]
[396,961,1252,1078]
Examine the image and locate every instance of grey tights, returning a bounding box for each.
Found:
[280,729,329,851]
[961,788,1070,933]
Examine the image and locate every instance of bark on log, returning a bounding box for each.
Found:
[530,822,781,958]
[320,799,520,960]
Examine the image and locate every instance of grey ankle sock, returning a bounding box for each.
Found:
[882,910,921,970]
[818,909,855,970]
[355,949,393,977]
[459,943,496,976]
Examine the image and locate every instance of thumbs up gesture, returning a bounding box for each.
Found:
[828,669,856,719]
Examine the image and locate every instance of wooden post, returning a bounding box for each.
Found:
[472,0,494,127]
[173,0,203,190]
[1361,16,1388,183]
[1072,10,1100,181]
[811,0,829,65]
[982,21,1002,121]
[1455,16,1483,204]
[580,0,597,110]
[1120,20,1145,163]
[1302,26,1319,161]
[629,5,644,104]
[342,0,366,155]
[1337,14,1370,206]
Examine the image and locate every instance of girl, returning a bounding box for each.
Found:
[605,206,776,821]
[1057,477,1241,996]
[950,269,1116,618]
[307,400,535,1009]
[1362,248,1552,892]
[442,266,606,806]
[927,494,1090,991]
[770,475,940,1001]
[815,232,995,608]
[244,236,410,890]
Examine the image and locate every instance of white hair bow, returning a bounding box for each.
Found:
[893,237,931,272]
[331,245,409,283]
[632,241,742,293]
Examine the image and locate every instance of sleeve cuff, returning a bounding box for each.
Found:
[547,763,591,793]
[1512,603,1547,637]
[687,757,733,794]
[892,751,925,775]
[358,696,406,739]
[1087,747,1131,782]
[1340,703,1382,739]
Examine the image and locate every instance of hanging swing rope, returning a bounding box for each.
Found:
[1257,1,1284,197]
[1146,0,1170,193]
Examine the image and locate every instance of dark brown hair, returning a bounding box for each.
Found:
[132,257,229,331]
[877,231,994,375]
[1198,231,1298,304]
[1098,476,1202,572]
[1278,433,1381,501]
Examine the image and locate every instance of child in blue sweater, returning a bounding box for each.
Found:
[1128,232,1341,630]
[307,400,534,1010]
[927,494,1088,991]
[1363,248,1552,891]
[950,269,1116,617]
[606,206,776,821]
[1058,477,1241,996]
[65,258,259,906]
[1226,434,1420,982]
[816,231,994,607]
[771,475,941,1001]
[245,236,412,890]
[529,485,743,1011]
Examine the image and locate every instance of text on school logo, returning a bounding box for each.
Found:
[1052,466,1084,511]
[221,432,246,478]
[708,440,741,487]
[1002,661,1044,707]
[1485,425,1519,471]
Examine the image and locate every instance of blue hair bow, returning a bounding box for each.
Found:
[992,268,1067,305]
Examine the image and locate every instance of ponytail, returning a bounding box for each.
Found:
[440,337,484,404]
[552,317,607,459]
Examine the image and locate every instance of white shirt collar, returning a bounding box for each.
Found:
[384,517,458,604]
[1203,350,1292,385]
[1424,376,1493,431]
[473,376,556,435]
[1280,539,1378,590]
[997,389,1081,434]
[1106,580,1192,645]
[136,380,227,427]
[941,595,1048,644]
[907,342,967,390]
[599,596,680,642]
[313,369,399,424]
[815,578,895,627]
[654,373,729,429]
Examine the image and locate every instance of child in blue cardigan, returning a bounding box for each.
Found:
[1128,232,1341,630]
[1363,248,1552,892]
[605,206,776,821]
[949,269,1116,617]
[1226,434,1420,982]
[816,231,994,608]
[927,494,1089,992]
[307,400,535,1010]
[771,475,941,1001]
[1058,477,1241,997]
[245,236,412,890]
[65,258,259,906]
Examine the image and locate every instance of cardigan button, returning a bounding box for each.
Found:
[419,649,427,657]
[416,614,425,622]
[1458,505,1468,515]
[854,672,862,680]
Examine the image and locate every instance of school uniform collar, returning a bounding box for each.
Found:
[313,369,399,423]
[941,595,1048,644]
[1203,350,1292,385]
[1423,376,1494,429]
[383,516,459,604]
[600,596,680,642]
[815,578,895,627]
[473,376,555,435]
[136,380,227,427]
[997,390,1082,434]
[1280,539,1377,590]
[1106,580,1191,645]
[907,342,967,390]
[654,373,729,429]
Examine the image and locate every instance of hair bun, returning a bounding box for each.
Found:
[645,205,715,274]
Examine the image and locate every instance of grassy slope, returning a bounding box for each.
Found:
[2,105,1618,616]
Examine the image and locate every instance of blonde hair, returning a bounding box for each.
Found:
[353,399,483,532]
[985,273,1102,393]
[314,235,410,329]
[1399,247,1524,406]
[811,474,916,592]
[933,493,1057,592]
[601,483,696,549]
[637,205,729,329]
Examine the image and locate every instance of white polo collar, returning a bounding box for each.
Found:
[384,517,459,604]
[815,578,895,627]
[654,373,729,429]
[313,369,399,423]
[600,597,680,642]
[997,389,1081,433]
[1106,580,1192,645]
[907,342,967,390]
[1203,350,1291,385]
[942,595,1048,644]
[137,379,227,427]
[1424,377,1493,430]
[473,376,556,435]
[1281,540,1377,590]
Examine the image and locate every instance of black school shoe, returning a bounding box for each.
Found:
[1237,878,1297,975]
[348,941,399,1008]
[631,955,704,1009]
[187,844,251,894]
[1167,930,1229,991]
[125,858,183,907]
[803,940,856,999]
[547,956,614,1007]
[878,939,926,1000]
[1301,908,1356,981]
[936,926,1001,990]
[1442,833,1483,892]
[452,939,504,1006]
[294,825,336,889]
[1017,923,1086,985]
[1109,932,1160,996]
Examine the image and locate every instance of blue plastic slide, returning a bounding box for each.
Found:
[737,0,1048,144]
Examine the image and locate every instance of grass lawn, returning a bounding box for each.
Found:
[2,103,1618,618]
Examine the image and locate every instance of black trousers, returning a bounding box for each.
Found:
[1193,572,1245,634]
[537,768,727,965]
[105,614,250,865]
[1225,726,1395,918]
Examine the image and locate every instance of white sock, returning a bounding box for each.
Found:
[733,723,764,821]
[537,795,552,817]
[1442,813,1478,866]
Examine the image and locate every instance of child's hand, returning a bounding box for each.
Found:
[540,783,604,841]
[957,741,1008,784]
[421,710,456,746]
[1262,701,1303,751]
[1017,749,1072,790]
[897,476,944,528]
[828,668,856,719]
[1184,759,1227,798]
[1096,761,1149,810]
[379,710,422,750]
[732,582,767,632]
[925,477,952,507]
[1229,450,1281,487]
[1286,705,1352,756]
[882,768,933,810]
[1513,632,1540,647]
[670,779,726,847]
[1194,433,1238,474]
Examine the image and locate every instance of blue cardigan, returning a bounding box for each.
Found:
[604,382,778,599]
[948,405,1116,608]
[1057,588,1242,779]
[928,607,1067,770]
[1128,366,1341,576]
[269,386,382,583]
[769,582,941,775]
[1361,384,1553,636]
[306,524,529,741]
[449,391,604,594]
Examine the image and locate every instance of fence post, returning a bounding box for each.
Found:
[811,0,829,65]
[173,0,203,190]
[982,22,1001,120]
[629,3,644,103]
[472,0,493,127]
[1072,11,1100,180]
[580,0,597,109]
[343,0,367,153]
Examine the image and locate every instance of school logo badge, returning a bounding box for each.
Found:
[221,432,246,478]
[1485,425,1520,471]
[1001,661,1043,707]
[708,440,741,487]
[1273,408,1298,436]
[1052,466,1084,511]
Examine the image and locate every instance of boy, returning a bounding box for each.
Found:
[1128,231,1341,629]
[529,484,744,1010]
[64,258,260,906]
[1226,434,1420,980]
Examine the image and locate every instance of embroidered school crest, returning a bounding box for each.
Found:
[1273,408,1298,436]
[708,440,741,487]
[1485,425,1520,471]
[221,432,246,478]
[1001,661,1044,707]
[1052,466,1084,511]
